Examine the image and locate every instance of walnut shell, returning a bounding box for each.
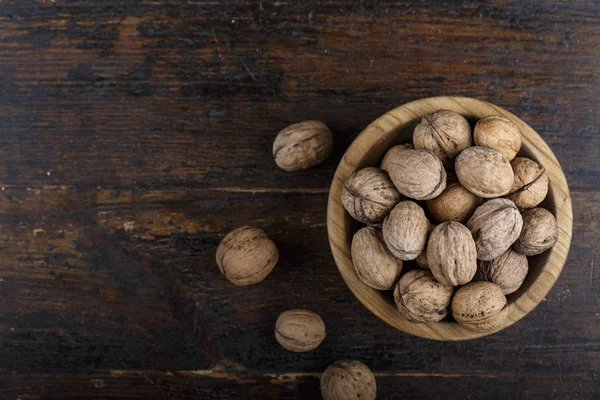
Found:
[275,309,326,352]
[413,110,472,168]
[216,226,278,286]
[467,199,523,261]
[427,222,477,286]
[455,146,514,198]
[321,360,376,400]
[507,157,549,209]
[513,208,558,256]
[476,249,528,295]
[415,249,429,269]
[386,149,447,200]
[351,226,403,290]
[474,115,522,161]
[393,270,454,322]
[426,174,481,223]
[273,120,333,171]
[451,281,508,332]
[382,201,429,260]
[342,167,402,224]
[380,143,413,172]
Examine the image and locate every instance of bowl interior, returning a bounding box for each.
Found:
[327,96,573,340]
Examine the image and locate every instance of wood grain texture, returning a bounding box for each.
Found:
[0,0,599,399]
[327,96,573,340]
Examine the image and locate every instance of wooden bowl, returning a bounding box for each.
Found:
[327,96,573,340]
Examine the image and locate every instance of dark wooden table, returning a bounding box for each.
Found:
[1,1,598,399]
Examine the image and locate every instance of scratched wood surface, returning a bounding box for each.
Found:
[0,1,598,399]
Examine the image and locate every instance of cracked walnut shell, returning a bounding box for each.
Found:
[413,109,472,168]
[427,221,477,286]
[455,146,514,198]
[342,167,402,224]
[321,360,376,400]
[474,115,522,161]
[273,120,333,171]
[216,226,278,286]
[393,270,454,323]
[382,201,429,260]
[385,149,447,200]
[476,249,528,295]
[275,309,326,352]
[513,207,558,256]
[507,157,548,209]
[451,281,508,333]
[351,226,403,290]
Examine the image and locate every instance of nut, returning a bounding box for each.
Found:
[426,174,481,223]
[321,360,376,400]
[393,270,454,322]
[476,249,528,295]
[351,226,403,290]
[513,208,558,256]
[382,201,429,260]
[474,115,522,161]
[427,222,477,286]
[455,146,514,198]
[507,157,548,209]
[386,149,447,200]
[451,281,508,332]
[415,249,429,269]
[413,110,472,168]
[275,309,326,352]
[342,167,402,224]
[216,226,278,286]
[273,121,333,171]
[380,143,413,172]
[467,198,523,261]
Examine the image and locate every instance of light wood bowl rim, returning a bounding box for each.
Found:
[326,96,573,341]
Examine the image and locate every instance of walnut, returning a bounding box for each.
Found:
[273,121,333,171]
[467,198,523,261]
[275,309,326,352]
[451,281,508,332]
[455,146,514,198]
[476,249,528,295]
[216,226,278,286]
[413,110,472,168]
[342,167,401,224]
[507,157,548,209]
[351,226,403,290]
[382,201,429,260]
[386,149,447,200]
[380,143,413,172]
[474,115,522,161]
[321,360,376,400]
[393,270,453,322]
[513,208,558,256]
[426,174,481,223]
[427,221,477,286]
[415,223,435,269]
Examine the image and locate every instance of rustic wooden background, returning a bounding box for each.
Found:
[1,1,598,399]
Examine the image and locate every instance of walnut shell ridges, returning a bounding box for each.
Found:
[467,198,523,261]
[507,157,549,209]
[451,281,508,332]
[513,208,558,256]
[476,249,528,295]
[474,115,522,161]
[380,143,413,172]
[456,146,514,198]
[273,120,333,171]
[351,226,403,290]
[393,270,454,322]
[427,222,477,286]
[321,360,376,400]
[382,201,430,260]
[216,226,279,286]
[275,309,326,352]
[386,149,447,200]
[342,167,402,224]
[413,110,472,168]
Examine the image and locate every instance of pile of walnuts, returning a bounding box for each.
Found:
[343,110,558,332]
